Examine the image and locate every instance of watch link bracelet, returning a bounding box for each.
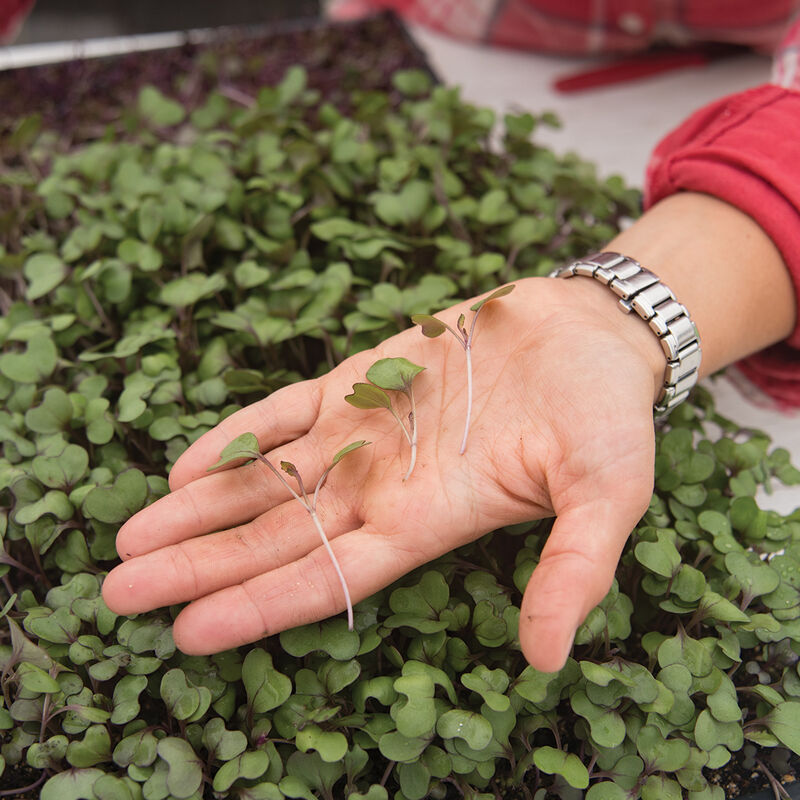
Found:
[551,252,702,417]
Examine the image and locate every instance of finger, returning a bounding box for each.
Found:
[116,433,328,559]
[103,492,360,614]
[518,496,648,672]
[519,495,649,672]
[170,523,420,655]
[169,379,323,490]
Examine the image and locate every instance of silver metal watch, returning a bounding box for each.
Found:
[551,252,702,417]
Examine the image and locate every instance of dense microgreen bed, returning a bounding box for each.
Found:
[1,60,800,800]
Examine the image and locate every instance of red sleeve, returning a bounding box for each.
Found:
[0,0,34,41]
[645,84,800,408]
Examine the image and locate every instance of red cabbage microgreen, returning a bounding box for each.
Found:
[412,284,515,454]
[207,433,370,629]
[344,357,425,481]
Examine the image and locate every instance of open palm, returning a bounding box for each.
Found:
[102,277,659,672]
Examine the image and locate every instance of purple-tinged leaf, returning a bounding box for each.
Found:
[411,314,447,338]
[366,357,425,393]
[329,440,371,468]
[469,283,515,312]
[281,461,300,479]
[345,383,392,410]
[207,432,259,471]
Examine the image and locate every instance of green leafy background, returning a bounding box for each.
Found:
[1,66,799,799]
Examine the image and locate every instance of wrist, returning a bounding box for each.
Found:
[605,192,796,377]
[552,253,701,415]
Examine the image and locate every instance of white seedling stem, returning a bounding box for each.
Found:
[460,343,473,455]
[404,388,418,481]
[256,453,355,630]
[309,508,354,630]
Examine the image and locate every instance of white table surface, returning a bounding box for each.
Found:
[1,27,798,512]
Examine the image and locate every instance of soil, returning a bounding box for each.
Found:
[705,746,800,799]
[0,12,436,142]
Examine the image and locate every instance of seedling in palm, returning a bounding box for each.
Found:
[207,433,370,630]
[345,357,425,481]
[412,285,515,454]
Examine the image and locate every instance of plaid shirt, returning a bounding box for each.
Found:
[332,0,800,88]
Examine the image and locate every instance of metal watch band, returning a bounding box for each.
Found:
[550,252,702,417]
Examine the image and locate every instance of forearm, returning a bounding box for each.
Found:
[582,191,797,400]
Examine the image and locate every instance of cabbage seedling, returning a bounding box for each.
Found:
[208,433,370,629]
[412,284,515,454]
[345,357,425,481]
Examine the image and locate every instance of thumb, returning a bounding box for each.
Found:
[518,496,648,673]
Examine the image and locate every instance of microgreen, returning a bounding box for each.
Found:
[208,433,370,630]
[412,285,515,454]
[345,357,425,480]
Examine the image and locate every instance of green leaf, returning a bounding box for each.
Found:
[24,252,68,300]
[436,709,492,750]
[377,731,429,763]
[25,387,72,433]
[17,663,61,694]
[329,440,371,468]
[310,217,363,241]
[83,468,148,523]
[532,746,589,789]
[138,86,185,126]
[392,69,433,96]
[345,383,392,410]
[33,444,89,489]
[694,709,743,751]
[157,737,204,798]
[0,334,57,383]
[366,357,425,392]
[117,238,163,272]
[372,181,432,226]
[277,65,308,105]
[207,432,260,471]
[586,782,628,800]
[160,668,211,721]
[296,725,348,762]
[242,649,293,713]
[27,734,68,769]
[112,727,158,767]
[636,725,691,771]
[765,701,800,754]
[66,725,111,767]
[635,533,681,578]
[348,787,389,800]
[469,284,515,313]
[461,666,511,712]
[280,619,360,660]
[657,633,713,677]
[111,675,147,725]
[570,690,626,748]
[642,775,684,800]
[26,606,81,644]
[41,768,106,800]
[213,751,271,792]
[202,718,247,761]
[391,673,436,737]
[724,551,781,597]
[159,272,226,307]
[476,189,516,225]
[411,314,447,338]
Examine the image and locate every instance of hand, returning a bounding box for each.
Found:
[102,276,661,672]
